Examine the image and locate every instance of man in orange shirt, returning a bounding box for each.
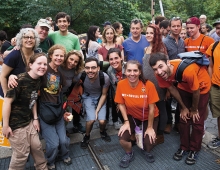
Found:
[206,40,220,149]
[149,52,211,165]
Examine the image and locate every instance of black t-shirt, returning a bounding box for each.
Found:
[1,41,11,54]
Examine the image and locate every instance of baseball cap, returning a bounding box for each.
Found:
[102,21,111,27]
[186,17,200,25]
[213,19,220,27]
[37,19,50,28]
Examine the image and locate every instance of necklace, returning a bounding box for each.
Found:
[20,49,34,67]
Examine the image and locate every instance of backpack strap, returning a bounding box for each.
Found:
[198,35,206,52]
[80,71,87,83]
[99,71,105,87]
[175,58,197,83]
[211,41,219,65]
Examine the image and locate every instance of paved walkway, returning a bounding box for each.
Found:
[0,110,220,169]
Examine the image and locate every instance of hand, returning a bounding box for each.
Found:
[180,107,190,123]
[8,75,18,88]
[3,126,13,139]
[144,127,156,144]
[63,112,72,122]
[13,45,20,51]
[33,119,40,132]
[190,110,200,123]
[118,122,131,137]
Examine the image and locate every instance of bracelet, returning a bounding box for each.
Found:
[33,117,39,120]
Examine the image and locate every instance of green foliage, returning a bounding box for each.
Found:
[0,0,219,39]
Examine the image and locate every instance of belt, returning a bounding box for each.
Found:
[212,84,220,89]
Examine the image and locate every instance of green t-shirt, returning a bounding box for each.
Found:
[6,72,40,131]
[37,37,54,53]
[49,31,80,52]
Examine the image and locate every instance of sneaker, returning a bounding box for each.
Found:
[114,121,122,130]
[164,124,172,134]
[81,135,90,149]
[141,150,155,163]
[47,164,56,170]
[63,157,72,166]
[100,131,111,142]
[185,151,198,165]
[156,134,164,145]
[73,123,86,133]
[119,152,134,168]
[207,137,220,149]
[173,148,188,161]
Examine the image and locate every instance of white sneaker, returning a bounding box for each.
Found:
[114,121,122,130]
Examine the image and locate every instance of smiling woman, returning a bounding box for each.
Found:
[0,28,40,97]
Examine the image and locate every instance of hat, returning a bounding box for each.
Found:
[213,19,220,27]
[186,17,200,25]
[37,19,50,28]
[102,21,111,26]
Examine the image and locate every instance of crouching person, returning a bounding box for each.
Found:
[2,53,48,170]
[81,57,111,149]
[115,60,159,168]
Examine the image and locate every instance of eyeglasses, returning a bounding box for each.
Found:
[171,17,181,21]
[85,66,97,70]
[23,36,35,40]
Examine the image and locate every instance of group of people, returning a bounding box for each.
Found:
[0,10,220,170]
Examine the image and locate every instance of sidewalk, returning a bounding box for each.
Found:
[0,111,220,169]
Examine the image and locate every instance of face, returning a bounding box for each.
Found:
[215,24,220,37]
[95,28,100,38]
[125,63,141,84]
[50,49,65,66]
[108,52,122,70]
[117,24,124,34]
[57,17,70,32]
[130,23,142,39]
[22,31,36,49]
[145,27,154,43]
[84,61,99,79]
[179,29,187,40]
[186,24,200,37]
[29,55,47,77]
[201,25,208,34]
[170,20,182,35]
[199,18,206,25]
[152,60,171,80]
[161,26,170,37]
[66,54,79,69]
[105,28,114,42]
[35,26,49,41]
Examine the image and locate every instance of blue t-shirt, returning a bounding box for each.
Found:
[122,34,149,64]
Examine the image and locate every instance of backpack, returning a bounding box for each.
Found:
[64,71,105,114]
[175,36,209,83]
[211,41,219,64]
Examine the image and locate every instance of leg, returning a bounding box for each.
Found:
[156,100,167,133]
[29,122,47,170]
[165,98,173,133]
[39,117,59,166]
[85,120,95,136]
[8,127,30,170]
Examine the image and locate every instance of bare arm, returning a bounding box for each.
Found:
[121,49,124,61]
[118,103,131,136]
[2,97,14,138]
[98,54,103,61]
[0,64,13,96]
[144,103,156,144]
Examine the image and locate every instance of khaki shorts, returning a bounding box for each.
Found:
[209,85,220,118]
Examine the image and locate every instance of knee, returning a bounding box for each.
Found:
[99,120,106,125]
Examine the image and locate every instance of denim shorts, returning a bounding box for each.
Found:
[82,94,107,121]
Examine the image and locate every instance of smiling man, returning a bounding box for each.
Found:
[80,58,111,149]
[48,12,81,53]
[122,18,149,64]
[149,52,211,165]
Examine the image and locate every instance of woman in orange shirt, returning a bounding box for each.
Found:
[115,60,159,168]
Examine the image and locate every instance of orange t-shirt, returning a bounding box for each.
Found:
[114,79,159,120]
[206,42,220,86]
[185,34,214,54]
[156,59,211,94]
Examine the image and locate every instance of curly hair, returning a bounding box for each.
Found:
[15,28,40,50]
[102,26,117,44]
[48,44,66,62]
[146,24,167,54]
[63,50,84,75]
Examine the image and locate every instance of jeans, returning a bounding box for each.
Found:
[39,117,70,165]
